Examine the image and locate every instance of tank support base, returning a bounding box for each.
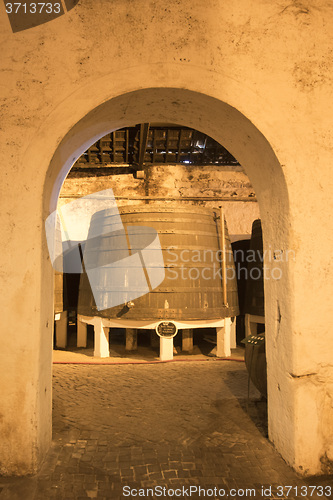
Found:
[94,319,110,358]
[55,311,68,348]
[160,337,174,361]
[76,315,235,359]
[216,317,231,357]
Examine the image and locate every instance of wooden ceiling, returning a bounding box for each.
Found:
[72,124,239,175]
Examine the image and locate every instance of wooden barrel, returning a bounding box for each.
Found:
[78,205,239,320]
[245,337,267,398]
[232,239,251,315]
[244,219,265,317]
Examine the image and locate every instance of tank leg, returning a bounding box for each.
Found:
[55,311,67,348]
[230,317,237,348]
[216,318,231,357]
[245,313,258,337]
[160,337,173,361]
[150,330,160,349]
[125,328,138,351]
[77,318,88,347]
[94,319,110,358]
[182,329,193,352]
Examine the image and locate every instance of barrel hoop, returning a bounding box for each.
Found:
[118,206,218,215]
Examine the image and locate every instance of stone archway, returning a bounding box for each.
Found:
[3,71,330,477]
[43,87,293,472]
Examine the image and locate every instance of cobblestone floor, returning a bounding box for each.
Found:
[0,359,332,499]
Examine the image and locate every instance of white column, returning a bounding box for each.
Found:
[216,317,231,357]
[160,337,174,361]
[230,317,237,348]
[55,311,67,348]
[94,319,110,358]
[77,317,88,347]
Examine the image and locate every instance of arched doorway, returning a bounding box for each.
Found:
[43,87,293,471]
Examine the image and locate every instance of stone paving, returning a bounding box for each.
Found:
[0,359,332,499]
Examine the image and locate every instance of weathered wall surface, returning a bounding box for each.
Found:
[59,164,260,240]
[0,0,332,476]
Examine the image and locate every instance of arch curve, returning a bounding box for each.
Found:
[45,87,289,230]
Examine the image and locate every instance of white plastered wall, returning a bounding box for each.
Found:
[59,163,260,240]
[0,0,332,476]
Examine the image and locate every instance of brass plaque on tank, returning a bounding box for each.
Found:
[156,321,178,338]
